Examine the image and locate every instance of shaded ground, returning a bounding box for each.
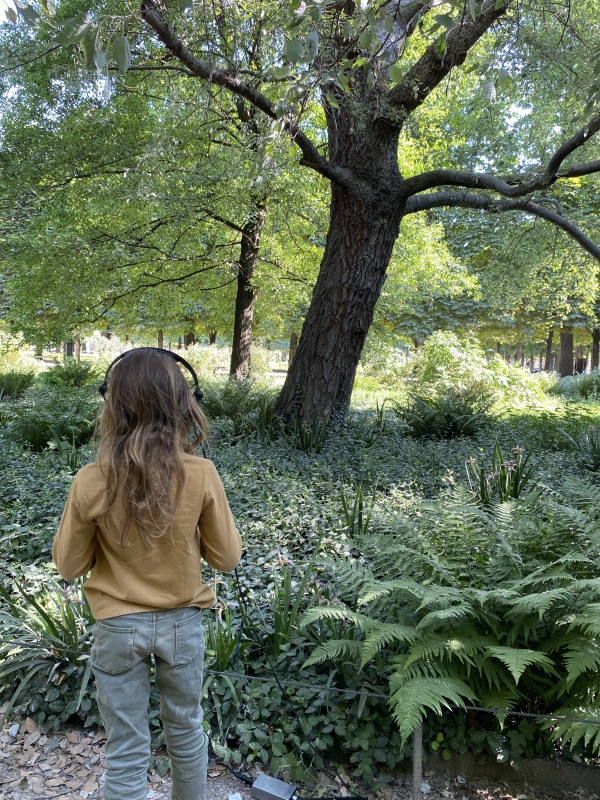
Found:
[0,721,598,800]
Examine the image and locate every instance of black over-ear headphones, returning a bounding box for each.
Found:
[98,347,204,403]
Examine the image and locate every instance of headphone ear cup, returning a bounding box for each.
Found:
[99,382,108,398]
[194,387,204,403]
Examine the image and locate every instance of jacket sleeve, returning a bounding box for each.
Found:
[52,476,97,579]
[198,462,242,572]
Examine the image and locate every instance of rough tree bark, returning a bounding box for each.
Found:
[593,329,600,371]
[559,328,574,377]
[545,330,554,371]
[288,331,298,368]
[229,200,267,380]
[275,119,404,419]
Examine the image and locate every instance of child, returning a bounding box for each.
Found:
[52,348,242,800]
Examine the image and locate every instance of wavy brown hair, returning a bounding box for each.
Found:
[98,348,208,545]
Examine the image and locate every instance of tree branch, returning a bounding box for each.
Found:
[387,0,509,119]
[140,0,354,190]
[403,113,600,197]
[404,191,600,260]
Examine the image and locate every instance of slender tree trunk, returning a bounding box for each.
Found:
[229,199,268,380]
[516,340,523,365]
[559,328,574,377]
[544,330,554,371]
[496,342,502,354]
[157,329,164,349]
[592,329,600,370]
[73,337,81,362]
[289,331,299,368]
[209,331,217,345]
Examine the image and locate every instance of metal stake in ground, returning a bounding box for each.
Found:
[413,725,423,800]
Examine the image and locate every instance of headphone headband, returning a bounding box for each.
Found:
[98,347,204,403]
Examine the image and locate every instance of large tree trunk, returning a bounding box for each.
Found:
[157,329,164,349]
[558,328,574,377]
[229,199,267,380]
[276,119,403,420]
[544,329,554,371]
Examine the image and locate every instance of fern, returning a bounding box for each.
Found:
[485,646,557,684]
[359,622,417,668]
[389,676,477,744]
[302,639,361,668]
[563,638,600,686]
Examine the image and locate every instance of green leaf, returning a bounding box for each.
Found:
[284,38,304,63]
[6,7,17,23]
[384,15,395,34]
[468,0,478,20]
[270,65,292,80]
[112,36,132,75]
[81,25,100,69]
[177,0,194,10]
[14,1,39,27]
[305,30,318,61]
[54,13,91,46]
[433,14,455,30]
[389,65,403,85]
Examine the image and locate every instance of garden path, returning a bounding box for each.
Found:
[0,720,597,800]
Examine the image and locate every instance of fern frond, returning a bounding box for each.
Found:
[485,646,557,684]
[303,639,361,668]
[416,604,474,631]
[358,578,424,606]
[542,705,600,755]
[568,602,600,635]
[402,634,449,670]
[300,606,372,630]
[563,638,600,686]
[389,675,477,745]
[504,588,570,620]
[359,622,417,668]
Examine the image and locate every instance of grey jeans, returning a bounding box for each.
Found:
[91,607,208,800]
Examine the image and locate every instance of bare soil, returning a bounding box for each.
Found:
[0,720,597,800]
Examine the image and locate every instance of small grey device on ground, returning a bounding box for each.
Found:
[250,773,296,800]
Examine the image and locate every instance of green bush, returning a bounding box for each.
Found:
[201,377,278,436]
[39,358,100,388]
[7,386,99,450]
[412,332,548,411]
[0,370,36,399]
[394,385,493,439]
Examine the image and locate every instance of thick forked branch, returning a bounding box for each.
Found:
[405,191,600,260]
[140,0,353,189]
[387,0,509,119]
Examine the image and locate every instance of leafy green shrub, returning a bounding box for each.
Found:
[0,370,36,399]
[412,332,548,410]
[7,386,99,450]
[39,358,100,388]
[201,377,277,436]
[301,483,600,760]
[0,571,98,730]
[395,385,493,439]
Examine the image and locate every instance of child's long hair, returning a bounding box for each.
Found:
[98,349,208,545]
